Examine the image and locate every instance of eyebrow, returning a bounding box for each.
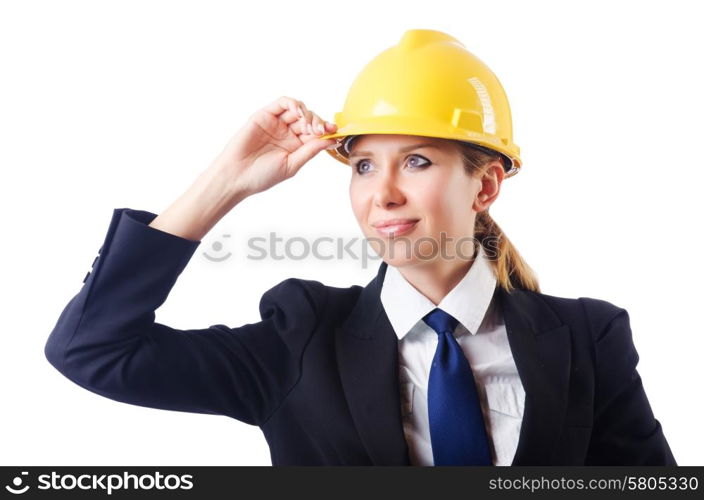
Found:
[348,143,442,159]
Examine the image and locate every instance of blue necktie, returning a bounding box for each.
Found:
[423,308,492,465]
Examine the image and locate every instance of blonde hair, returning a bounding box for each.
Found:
[454,140,540,294]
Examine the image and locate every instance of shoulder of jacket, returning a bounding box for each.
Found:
[262,276,327,305]
[259,277,363,315]
[517,288,629,341]
[515,288,625,317]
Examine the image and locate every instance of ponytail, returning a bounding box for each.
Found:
[455,141,540,293]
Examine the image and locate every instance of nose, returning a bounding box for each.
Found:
[372,169,406,208]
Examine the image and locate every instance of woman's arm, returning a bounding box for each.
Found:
[44,96,336,425]
[44,206,326,425]
[147,159,249,242]
[584,306,676,465]
[148,95,338,242]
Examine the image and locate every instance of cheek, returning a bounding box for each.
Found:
[414,190,449,220]
[417,186,473,230]
[409,169,455,210]
[349,184,368,222]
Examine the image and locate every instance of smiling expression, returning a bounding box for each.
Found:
[348,134,486,268]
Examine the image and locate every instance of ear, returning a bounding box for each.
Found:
[472,161,504,212]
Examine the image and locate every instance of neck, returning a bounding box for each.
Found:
[396,257,475,305]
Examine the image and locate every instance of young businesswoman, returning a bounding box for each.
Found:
[44,29,676,466]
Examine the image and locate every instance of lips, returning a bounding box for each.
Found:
[371,218,420,228]
[372,219,419,237]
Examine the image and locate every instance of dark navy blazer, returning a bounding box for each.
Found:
[44,208,676,465]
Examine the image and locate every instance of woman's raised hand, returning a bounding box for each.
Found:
[213,96,339,197]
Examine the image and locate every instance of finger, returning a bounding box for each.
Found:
[287,137,339,176]
[299,101,314,134]
[288,114,309,135]
[278,107,303,126]
[264,96,305,119]
[299,104,332,136]
[250,106,303,136]
[291,115,335,138]
[310,113,326,136]
[296,101,337,136]
[309,114,338,136]
[299,103,332,136]
[262,96,308,133]
[289,108,312,136]
[316,115,337,135]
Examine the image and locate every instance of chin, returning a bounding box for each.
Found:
[381,255,421,269]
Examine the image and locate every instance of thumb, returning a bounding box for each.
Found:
[286,138,338,175]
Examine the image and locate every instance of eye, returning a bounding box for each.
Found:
[353,154,431,175]
[407,154,431,169]
[354,159,373,175]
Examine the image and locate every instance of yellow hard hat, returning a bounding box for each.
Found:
[322,29,522,177]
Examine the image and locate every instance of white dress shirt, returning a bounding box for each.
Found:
[380,245,526,466]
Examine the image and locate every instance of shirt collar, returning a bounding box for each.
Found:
[380,245,497,340]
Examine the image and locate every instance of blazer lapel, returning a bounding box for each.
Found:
[335,261,411,465]
[496,286,572,465]
[335,262,572,466]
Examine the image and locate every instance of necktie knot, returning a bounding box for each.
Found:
[423,308,459,336]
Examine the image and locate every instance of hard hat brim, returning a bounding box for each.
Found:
[320,115,521,178]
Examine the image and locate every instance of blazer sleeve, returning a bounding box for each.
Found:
[583,303,676,465]
[44,208,324,426]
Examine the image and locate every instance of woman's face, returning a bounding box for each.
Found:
[348,134,486,268]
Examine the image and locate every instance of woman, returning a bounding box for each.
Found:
[44,29,675,466]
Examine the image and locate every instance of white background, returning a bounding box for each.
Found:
[1,0,701,465]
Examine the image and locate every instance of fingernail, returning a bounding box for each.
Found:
[316,123,325,134]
